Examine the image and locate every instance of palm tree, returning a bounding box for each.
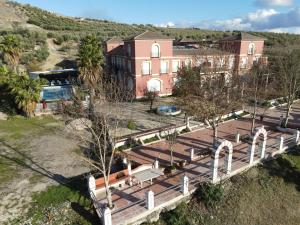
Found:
[10,74,42,117]
[78,35,103,105]
[0,34,22,72]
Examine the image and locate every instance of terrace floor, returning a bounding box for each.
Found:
[96,102,300,225]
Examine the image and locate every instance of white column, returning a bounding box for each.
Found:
[279,136,284,153]
[211,155,219,183]
[123,157,127,165]
[186,117,191,131]
[181,175,189,195]
[146,190,154,210]
[88,175,96,196]
[224,151,232,175]
[260,139,267,159]
[236,132,240,143]
[248,144,255,164]
[295,130,300,144]
[128,162,132,186]
[190,148,194,161]
[154,159,159,169]
[103,207,112,225]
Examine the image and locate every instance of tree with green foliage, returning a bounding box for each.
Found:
[0,34,22,71]
[78,35,103,105]
[10,74,43,117]
[0,66,43,117]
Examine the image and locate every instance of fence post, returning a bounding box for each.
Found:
[181,175,189,195]
[128,162,133,186]
[88,175,96,196]
[190,148,194,161]
[279,136,284,153]
[146,190,154,210]
[154,159,159,169]
[236,132,240,143]
[103,207,112,225]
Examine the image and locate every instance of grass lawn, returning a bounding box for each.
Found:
[146,146,300,225]
[0,116,59,140]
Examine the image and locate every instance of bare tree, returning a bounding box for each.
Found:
[174,51,241,146]
[143,88,159,111]
[165,127,178,166]
[244,62,271,133]
[63,78,133,209]
[273,48,300,127]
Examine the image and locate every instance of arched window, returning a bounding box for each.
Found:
[147,79,161,92]
[248,43,255,55]
[151,44,160,58]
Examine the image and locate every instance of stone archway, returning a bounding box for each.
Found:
[211,139,233,183]
[248,126,267,164]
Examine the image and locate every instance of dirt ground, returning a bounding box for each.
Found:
[0,117,89,223]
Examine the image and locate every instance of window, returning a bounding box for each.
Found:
[253,57,259,65]
[240,57,248,69]
[151,44,160,58]
[248,43,255,55]
[128,60,132,73]
[172,60,180,72]
[217,58,225,68]
[127,44,131,56]
[196,58,204,67]
[142,61,151,75]
[228,57,235,69]
[147,79,161,92]
[127,78,133,91]
[185,59,192,67]
[208,58,214,68]
[160,61,169,74]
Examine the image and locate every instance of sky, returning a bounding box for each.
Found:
[14,0,300,34]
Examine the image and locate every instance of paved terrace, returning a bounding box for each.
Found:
[96,103,300,225]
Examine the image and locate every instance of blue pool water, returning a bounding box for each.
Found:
[42,86,73,101]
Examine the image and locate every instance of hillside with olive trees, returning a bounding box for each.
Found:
[1,0,300,71]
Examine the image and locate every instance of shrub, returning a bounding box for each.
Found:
[127,120,137,130]
[195,182,224,208]
[54,36,64,45]
[143,135,159,144]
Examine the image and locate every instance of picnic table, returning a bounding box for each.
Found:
[133,168,163,188]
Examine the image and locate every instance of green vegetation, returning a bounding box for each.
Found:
[143,135,160,144]
[116,138,142,151]
[78,34,104,104]
[127,120,137,130]
[7,178,98,225]
[195,182,224,208]
[0,29,49,69]
[0,66,44,117]
[146,148,300,225]
[0,115,58,140]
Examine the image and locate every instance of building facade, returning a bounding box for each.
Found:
[105,31,266,98]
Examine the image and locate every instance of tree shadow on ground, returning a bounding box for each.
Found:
[262,149,300,191]
[0,139,99,224]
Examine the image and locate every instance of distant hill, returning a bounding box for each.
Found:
[1,0,300,70]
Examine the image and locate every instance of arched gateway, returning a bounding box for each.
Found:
[248,126,267,164]
[211,139,233,183]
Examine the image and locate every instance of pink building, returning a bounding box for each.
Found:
[105,31,266,98]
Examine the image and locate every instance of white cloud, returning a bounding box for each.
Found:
[255,0,293,7]
[171,7,300,34]
[155,22,175,28]
[267,27,300,34]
